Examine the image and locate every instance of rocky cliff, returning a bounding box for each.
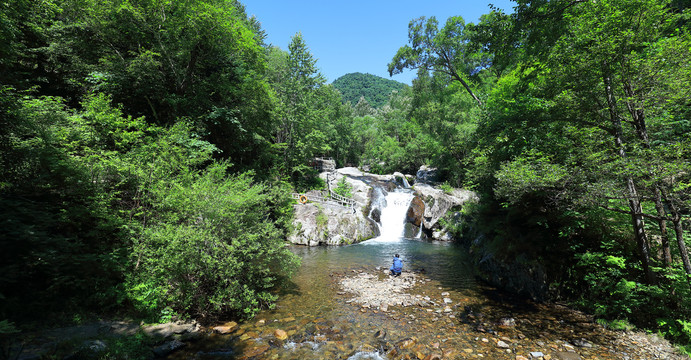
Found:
[405,183,479,241]
[289,167,396,246]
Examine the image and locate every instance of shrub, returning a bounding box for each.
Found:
[128,163,300,319]
[332,176,353,198]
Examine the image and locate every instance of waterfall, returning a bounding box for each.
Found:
[399,176,411,188]
[369,190,414,243]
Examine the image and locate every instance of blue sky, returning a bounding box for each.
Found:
[243,1,516,85]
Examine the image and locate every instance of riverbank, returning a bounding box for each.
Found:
[176,266,687,359]
[332,268,687,359]
[10,268,687,359]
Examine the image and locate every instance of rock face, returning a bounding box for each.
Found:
[410,183,478,241]
[289,167,480,245]
[289,168,381,246]
[473,246,550,301]
[406,196,424,227]
[289,201,377,246]
[416,165,439,184]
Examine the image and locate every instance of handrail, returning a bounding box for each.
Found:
[292,190,359,209]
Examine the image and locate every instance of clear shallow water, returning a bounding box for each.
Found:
[173,239,483,360]
[293,238,477,290]
[169,190,632,360]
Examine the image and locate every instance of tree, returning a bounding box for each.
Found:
[269,33,331,181]
[388,16,487,106]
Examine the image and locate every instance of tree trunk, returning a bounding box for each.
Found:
[671,217,691,287]
[452,72,484,107]
[622,81,672,267]
[603,66,656,284]
[653,188,672,267]
[662,188,691,286]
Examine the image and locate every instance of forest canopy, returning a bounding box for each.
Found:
[332,72,408,108]
[1,0,690,353]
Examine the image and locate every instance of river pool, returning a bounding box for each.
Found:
[168,191,654,360]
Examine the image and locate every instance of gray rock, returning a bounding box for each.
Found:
[289,200,377,246]
[153,339,186,357]
[85,340,107,352]
[289,170,380,246]
[142,321,199,339]
[496,340,510,348]
[554,351,582,360]
[412,183,478,240]
[416,165,439,184]
[572,338,593,348]
[498,317,516,327]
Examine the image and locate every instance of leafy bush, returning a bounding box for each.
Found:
[101,332,155,360]
[128,163,300,319]
[332,176,353,198]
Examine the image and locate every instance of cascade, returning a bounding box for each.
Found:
[368,190,414,243]
[400,175,411,188]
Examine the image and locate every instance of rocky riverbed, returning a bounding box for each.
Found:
[185,267,688,360]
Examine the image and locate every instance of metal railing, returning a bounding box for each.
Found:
[292,190,359,208]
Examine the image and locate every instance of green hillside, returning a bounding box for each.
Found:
[332,72,407,108]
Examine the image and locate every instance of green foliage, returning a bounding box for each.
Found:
[494,151,571,205]
[574,252,643,318]
[1,86,301,324]
[129,163,300,319]
[388,15,486,106]
[332,72,408,108]
[332,176,353,198]
[596,318,635,331]
[101,331,155,360]
[439,183,454,195]
[0,92,129,320]
[315,206,329,230]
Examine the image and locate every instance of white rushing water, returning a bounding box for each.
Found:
[347,351,387,360]
[369,190,414,243]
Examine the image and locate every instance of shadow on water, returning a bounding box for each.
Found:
[275,277,302,297]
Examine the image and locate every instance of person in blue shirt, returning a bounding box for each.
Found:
[390,254,403,276]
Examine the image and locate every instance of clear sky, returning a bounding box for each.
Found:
[243,1,516,85]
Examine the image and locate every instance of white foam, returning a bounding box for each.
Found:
[369,191,413,243]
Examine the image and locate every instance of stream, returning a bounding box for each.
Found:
[168,189,684,360]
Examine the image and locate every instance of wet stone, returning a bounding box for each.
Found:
[240,343,270,359]
[212,321,238,334]
[554,351,582,360]
[571,338,592,348]
[274,329,288,340]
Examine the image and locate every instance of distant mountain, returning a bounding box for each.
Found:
[332,72,408,108]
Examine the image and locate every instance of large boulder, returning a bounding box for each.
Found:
[290,170,380,246]
[416,165,439,184]
[406,197,424,227]
[412,184,478,241]
[289,201,378,245]
[322,168,372,205]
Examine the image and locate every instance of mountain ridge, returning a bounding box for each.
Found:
[332,72,408,108]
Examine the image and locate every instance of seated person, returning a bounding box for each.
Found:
[390,254,403,276]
